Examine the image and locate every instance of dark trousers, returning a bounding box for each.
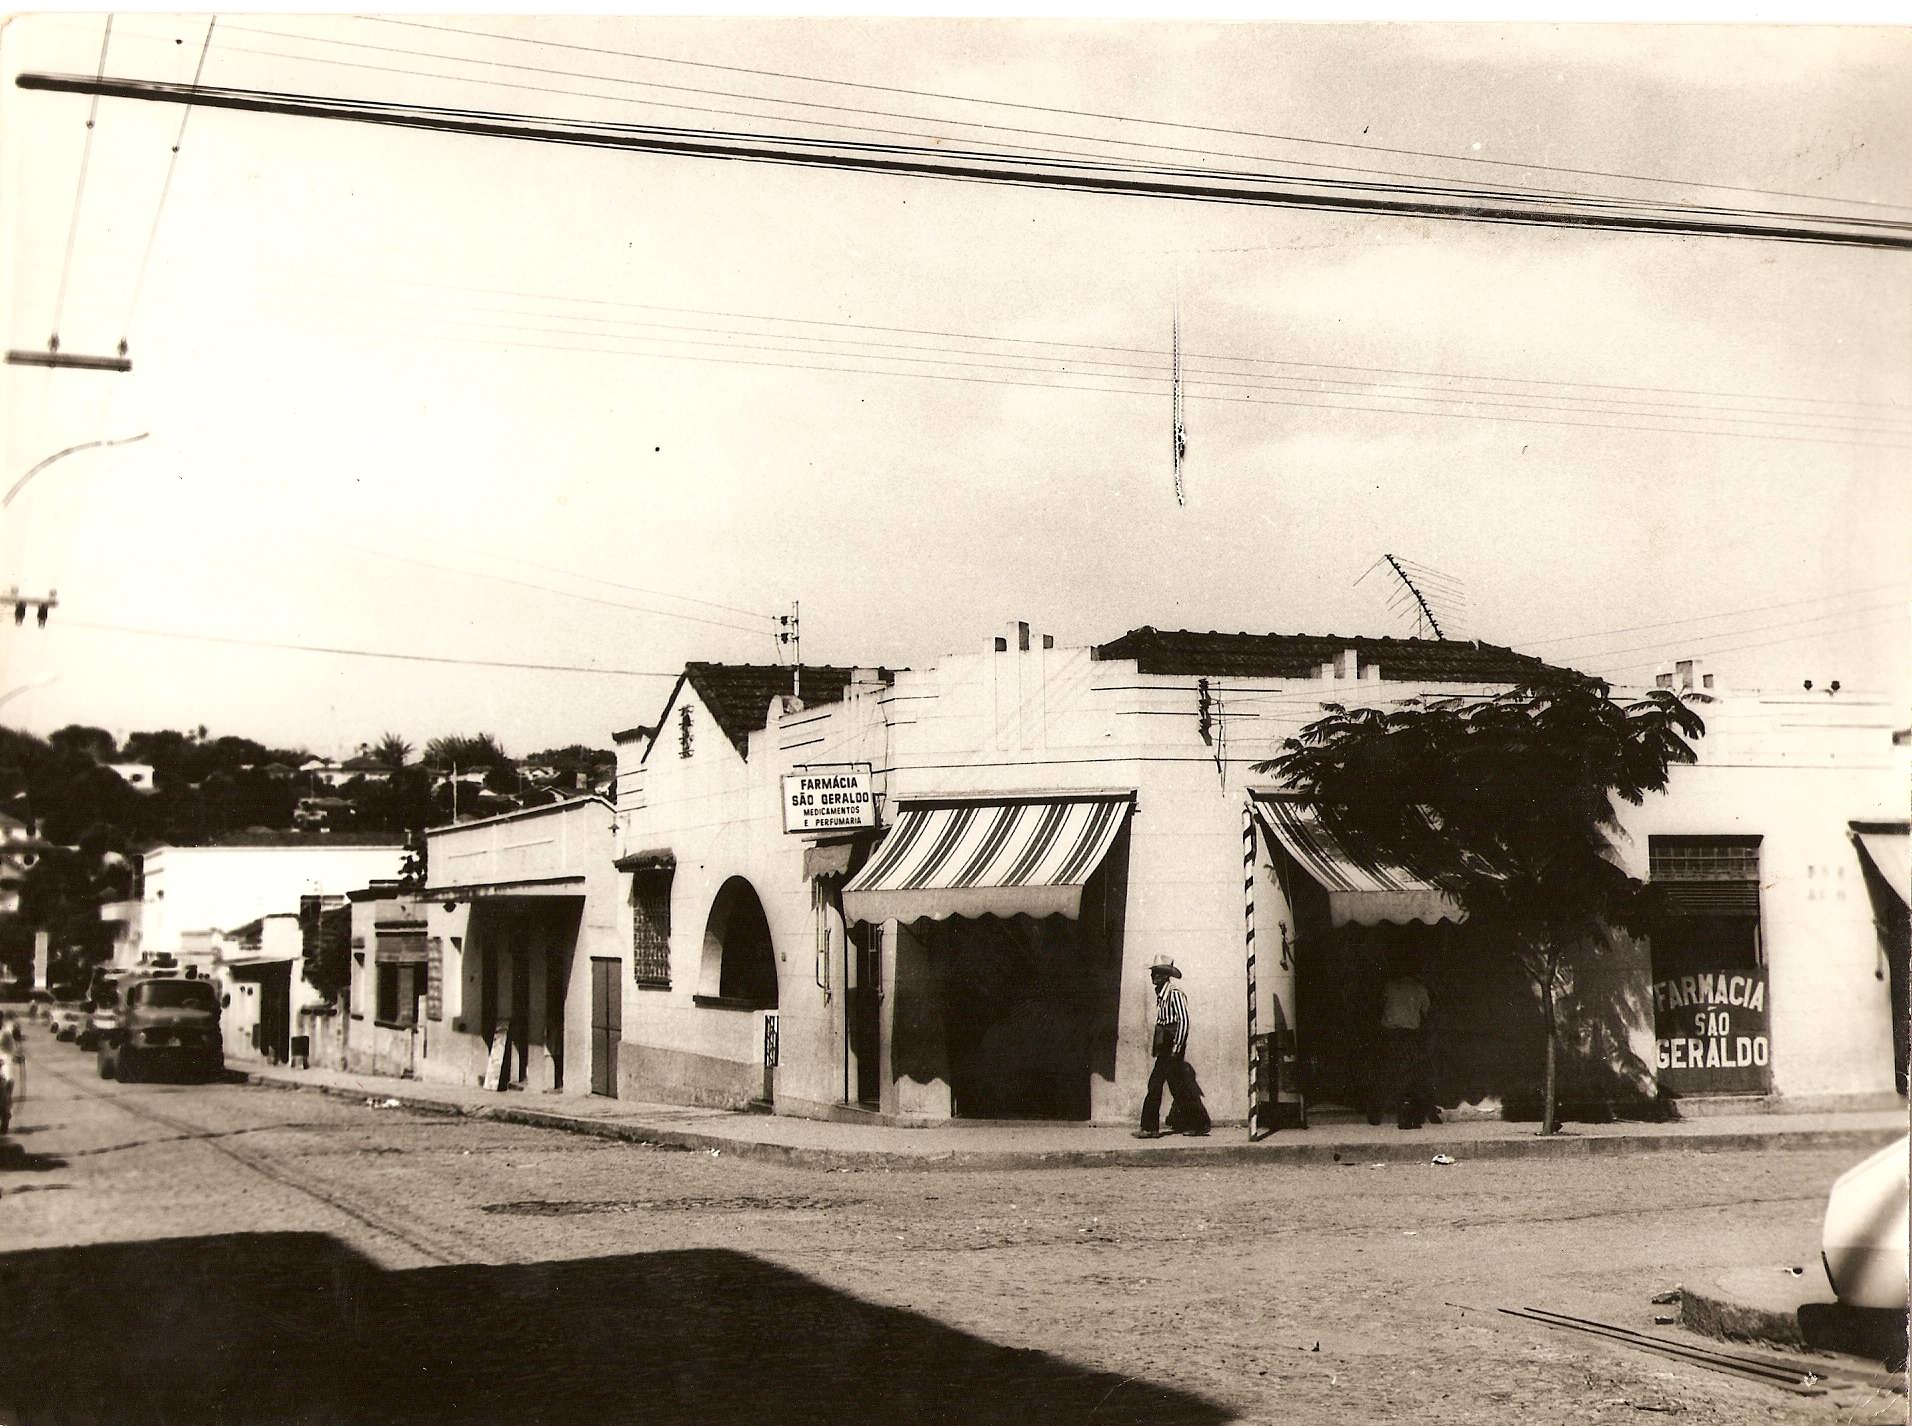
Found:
[1374,1028,1432,1126]
[1140,1053,1208,1134]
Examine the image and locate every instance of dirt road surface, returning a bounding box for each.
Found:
[1,1037,1901,1425]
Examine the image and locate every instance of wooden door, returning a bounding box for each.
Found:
[590,958,620,1098]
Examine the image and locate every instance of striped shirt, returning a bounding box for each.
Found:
[1153,982,1190,1058]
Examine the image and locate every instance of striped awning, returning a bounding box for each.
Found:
[1251,795,1464,928]
[1852,824,1910,911]
[841,795,1131,925]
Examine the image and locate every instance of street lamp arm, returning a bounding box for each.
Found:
[4,432,149,509]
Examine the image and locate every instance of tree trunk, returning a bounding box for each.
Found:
[1541,968,1559,1136]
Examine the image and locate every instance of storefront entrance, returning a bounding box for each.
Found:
[918,913,1103,1120]
[1647,836,1771,1097]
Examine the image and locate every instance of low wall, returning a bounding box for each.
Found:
[617,1040,764,1110]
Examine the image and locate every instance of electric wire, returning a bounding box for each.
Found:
[48,16,115,348]
[392,532,774,621]
[361,15,1912,216]
[121,16,216,345]
[265,283,1912,433]
[143,33,1912,235]
[199,17,1889,231]
[56,617,682,678]
[18,75,1910,252]
[1547,599,1908,665]
[1511,579,1912,649]
[130,28,1886,235]
[1599,612,1906,674]
[281,304,1912,451]
[282,267,1912,416]
[93,21,1197,180]
[304,534,779,638]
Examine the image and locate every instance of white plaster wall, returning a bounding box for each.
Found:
[1616,694,1904,1101]
[138,846,406,955]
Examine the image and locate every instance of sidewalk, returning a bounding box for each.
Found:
[240,1060,1908,1172]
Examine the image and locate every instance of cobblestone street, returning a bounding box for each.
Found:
[2,1038,1901,1425]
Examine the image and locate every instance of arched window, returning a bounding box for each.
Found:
[700,876,778,1009]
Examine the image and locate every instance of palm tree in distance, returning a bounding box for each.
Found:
[372,733,413,770]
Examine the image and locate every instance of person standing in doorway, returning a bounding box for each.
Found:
[1135,955,1210,1138]
[1372,959,1434,1129]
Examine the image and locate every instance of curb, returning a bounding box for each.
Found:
[243,1073,1905,1173]
[1681,1287,1910,1369]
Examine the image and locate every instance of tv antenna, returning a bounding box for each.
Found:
[1170,308,1187,507]
[1355,554,1467,641]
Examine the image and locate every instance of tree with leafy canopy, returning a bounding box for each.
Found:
[1257,676,1704,1134]
[372,733,413,770]
[423,733,511,771]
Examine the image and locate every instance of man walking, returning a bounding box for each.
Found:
[1134,955,1209,1138]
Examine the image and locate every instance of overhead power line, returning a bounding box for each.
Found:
[180,16,1873,230]
[1512,579,1912,649]
[122,17,218,344]
[304,534,778,637]
[282,266,1912,415]
[17,73,1912,250]
[48,18,115,350]
[1599,611,1906,674]
[282,306,1912,452]
[57,617,682,677]
[1558,599,1909,665]
[362,15,1912,216]
[267,283,1912,434]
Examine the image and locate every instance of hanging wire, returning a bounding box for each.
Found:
[49,16,115,351]
[121,16,216,351]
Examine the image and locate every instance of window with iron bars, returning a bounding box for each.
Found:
[1649,836,1762,882]
[632,870,673,987]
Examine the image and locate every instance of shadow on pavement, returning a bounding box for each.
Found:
[0,1141,67,1172]
[0,1233,1228,1426]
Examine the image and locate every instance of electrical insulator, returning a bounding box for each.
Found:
[1197,677,1213,745]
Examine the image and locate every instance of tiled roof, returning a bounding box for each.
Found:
[155,831,407,850]
[682,663,890,758]
[1092,627,1581,685]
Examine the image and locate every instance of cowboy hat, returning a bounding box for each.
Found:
[1148,955,1182,979]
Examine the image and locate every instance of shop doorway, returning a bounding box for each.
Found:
[847,922,882,1107]
[923,914,1103,1121]
[1648,836,1770,1097]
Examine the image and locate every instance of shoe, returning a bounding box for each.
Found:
[1367,1112,1383,1126]
[1182,1127,1210,1137]
[1131,1129,1161,1139]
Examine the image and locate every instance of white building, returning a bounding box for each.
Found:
[597,625,1906,1128]
[130,834,408,966]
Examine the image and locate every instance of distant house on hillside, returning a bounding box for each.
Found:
[105,761,156,793]
[294,796,354,830]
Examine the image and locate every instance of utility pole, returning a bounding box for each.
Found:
[7,588,58,627]
[779,601,801,702]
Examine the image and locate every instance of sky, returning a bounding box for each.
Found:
[2,14,1908,757]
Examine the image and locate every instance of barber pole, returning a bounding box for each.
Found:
[1244,801,1260,1140]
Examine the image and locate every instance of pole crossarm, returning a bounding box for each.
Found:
[6,349,131,372]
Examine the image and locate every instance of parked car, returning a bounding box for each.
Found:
[98,973,224,1083]
[79,968,122,1049]
[1822,1134,1909,1310]
[48,1002,89,1041]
